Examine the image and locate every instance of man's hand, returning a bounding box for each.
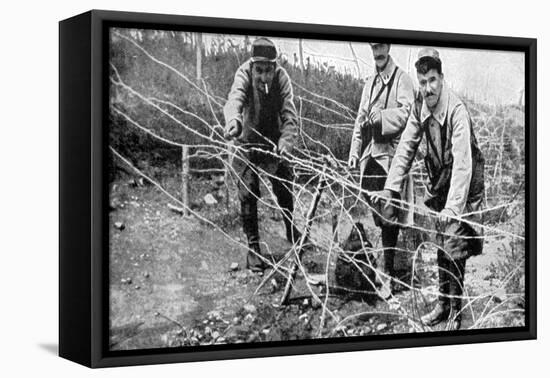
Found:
[370,189,395,204]
[225,119,242,139]
[348,156,359,170]
[371,189,399,227]
[369,110,382,128]
[277,141,292,157]
[438,208,456,227]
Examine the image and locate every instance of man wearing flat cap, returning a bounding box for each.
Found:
[372,48,485,330]
[223,37,299,273]
[348,43,415,298]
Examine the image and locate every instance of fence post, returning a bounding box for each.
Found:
[182,146,190,216]
[224,142,234,211]
[331,205,339,244]
[348,42,361,78]
[298,39,305,72]
[196,33,203,81]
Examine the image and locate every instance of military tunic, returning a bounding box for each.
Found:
[349,56,415,226]
[223,59,299,245]
[385,82,485,259]
[223,59,297,178]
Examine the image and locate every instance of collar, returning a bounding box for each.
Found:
[373,56,397,84]
[420,81,450,125]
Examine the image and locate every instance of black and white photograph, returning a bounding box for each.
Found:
[107,27,527,351]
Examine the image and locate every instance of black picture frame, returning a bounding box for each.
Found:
[59,9,537,368]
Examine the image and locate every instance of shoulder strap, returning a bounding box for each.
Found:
[366,66,398,114]
[383,67,399,109]
[441,110,449,158]
[414,89,423,118]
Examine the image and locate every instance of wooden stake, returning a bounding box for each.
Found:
[224,140,235,212]
[280,163,328,305]
[298,39,305,72]
[331,205,339,244]
[182,146,190,216]
[168,203,185,215]
[348,42,361,78]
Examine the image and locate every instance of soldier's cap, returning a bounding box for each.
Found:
[416,47,441,64]
[251,37,277,63]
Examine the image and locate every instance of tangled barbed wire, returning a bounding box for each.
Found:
[109,30,526,337]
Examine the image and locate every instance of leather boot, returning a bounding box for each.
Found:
[378,226,398,299]
[241,200,267,272]
[422,252,451,326]
[273,181,304,245]
[246,242,268,273]
[377,253,395,300]
[447,299,462,331]
[422,299,450,326]
[447,259,466,331]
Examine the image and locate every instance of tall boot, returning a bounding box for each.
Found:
[241,200,267,272]
[378,226,398,299]
[272,173,303,245]
[246,242,267,273]
[422,251,451,326]
[447,259,466,331]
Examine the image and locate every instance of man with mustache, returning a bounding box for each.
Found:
[224,37,299,273]
[348,43,415,299]
[372,48,485,330]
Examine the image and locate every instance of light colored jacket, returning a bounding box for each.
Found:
[349,56,415,173]
[223,59,297,153]
[385,81,484,217]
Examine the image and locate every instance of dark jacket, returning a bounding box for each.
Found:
[223,59,298,153]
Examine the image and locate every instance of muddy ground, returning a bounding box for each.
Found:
[109,176,525,351]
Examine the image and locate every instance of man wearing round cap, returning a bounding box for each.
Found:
[223,37,300,272]
[372,48,485,330]
[348,43,415,299]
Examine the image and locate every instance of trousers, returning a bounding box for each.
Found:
[234,147,294,244]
